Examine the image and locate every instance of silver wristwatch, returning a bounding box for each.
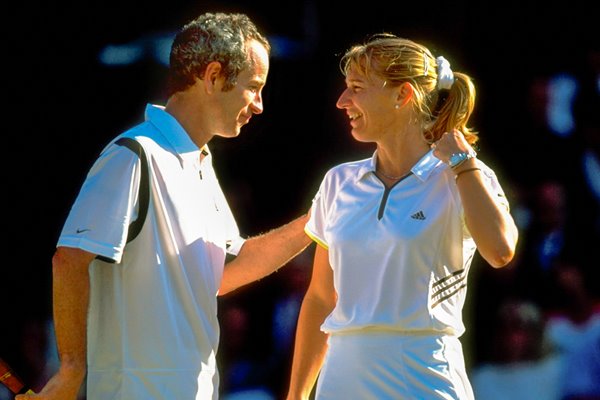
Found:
[448,150,477,169]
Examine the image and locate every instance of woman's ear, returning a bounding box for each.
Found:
[397,82,414,107]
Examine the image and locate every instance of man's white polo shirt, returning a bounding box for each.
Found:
[58,104,244,399]
[305,150,508,337]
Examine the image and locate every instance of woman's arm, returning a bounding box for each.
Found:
[286,244,337,400]
[433,130,518,268]
[454,159,519,267]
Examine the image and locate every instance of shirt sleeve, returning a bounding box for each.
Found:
[479,162,511,211]
[305,172,331,249]
[211,170,245,256]
[220,196,245,257]
[57,141,142,263]
[455,160,511,240]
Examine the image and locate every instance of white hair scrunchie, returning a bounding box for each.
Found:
[436,56,454,90]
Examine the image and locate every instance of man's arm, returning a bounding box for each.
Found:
[219,213,312,296]
[18,247,93,399]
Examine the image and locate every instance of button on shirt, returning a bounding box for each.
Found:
[305,150,509,337]
[58,104,244,399]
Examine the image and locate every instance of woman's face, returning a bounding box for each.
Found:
[336,65,400,143]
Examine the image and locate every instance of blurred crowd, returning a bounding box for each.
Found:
[468,47,600,400]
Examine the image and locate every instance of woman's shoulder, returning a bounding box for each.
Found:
[327,156,372,175]
[322,157,369,180]
[318,156,373,188]
[470,157,504,182]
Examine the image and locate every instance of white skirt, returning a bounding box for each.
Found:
[315,331,474,400]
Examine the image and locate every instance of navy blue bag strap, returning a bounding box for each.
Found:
[95,137,150,263]
[115,137,149,244]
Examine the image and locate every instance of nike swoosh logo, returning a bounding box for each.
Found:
[76,228,91,234]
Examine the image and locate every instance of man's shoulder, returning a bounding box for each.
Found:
[114,123,165,153]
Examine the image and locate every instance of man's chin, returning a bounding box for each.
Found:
[216,129,241,139]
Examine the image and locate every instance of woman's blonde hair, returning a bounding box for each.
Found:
[340,33,478,145]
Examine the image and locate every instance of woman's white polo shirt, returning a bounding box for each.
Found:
[305,149,509,337]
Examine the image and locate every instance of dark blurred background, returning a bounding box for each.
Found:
[3,1,599,399]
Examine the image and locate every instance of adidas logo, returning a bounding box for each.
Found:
[411,211,426,220]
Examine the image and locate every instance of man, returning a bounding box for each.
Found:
[19,12,311,400]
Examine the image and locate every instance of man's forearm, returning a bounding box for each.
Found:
[220,213,312,295]
[52,248,91,383]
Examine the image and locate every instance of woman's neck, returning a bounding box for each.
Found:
[375,128,430,178]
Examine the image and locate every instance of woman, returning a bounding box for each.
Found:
[286,34,518,400]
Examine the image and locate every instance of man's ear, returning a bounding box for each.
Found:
[203,61,223,94]
[397,82,414,107]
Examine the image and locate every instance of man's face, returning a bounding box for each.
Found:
[213,39,269,138]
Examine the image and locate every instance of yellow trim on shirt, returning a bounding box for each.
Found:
[304,227,328,250]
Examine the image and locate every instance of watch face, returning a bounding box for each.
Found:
[448,153,467,167]
[449,152,468,168]
[449,149,477,168]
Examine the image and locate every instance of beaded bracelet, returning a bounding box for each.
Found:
[455,167,481,183]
